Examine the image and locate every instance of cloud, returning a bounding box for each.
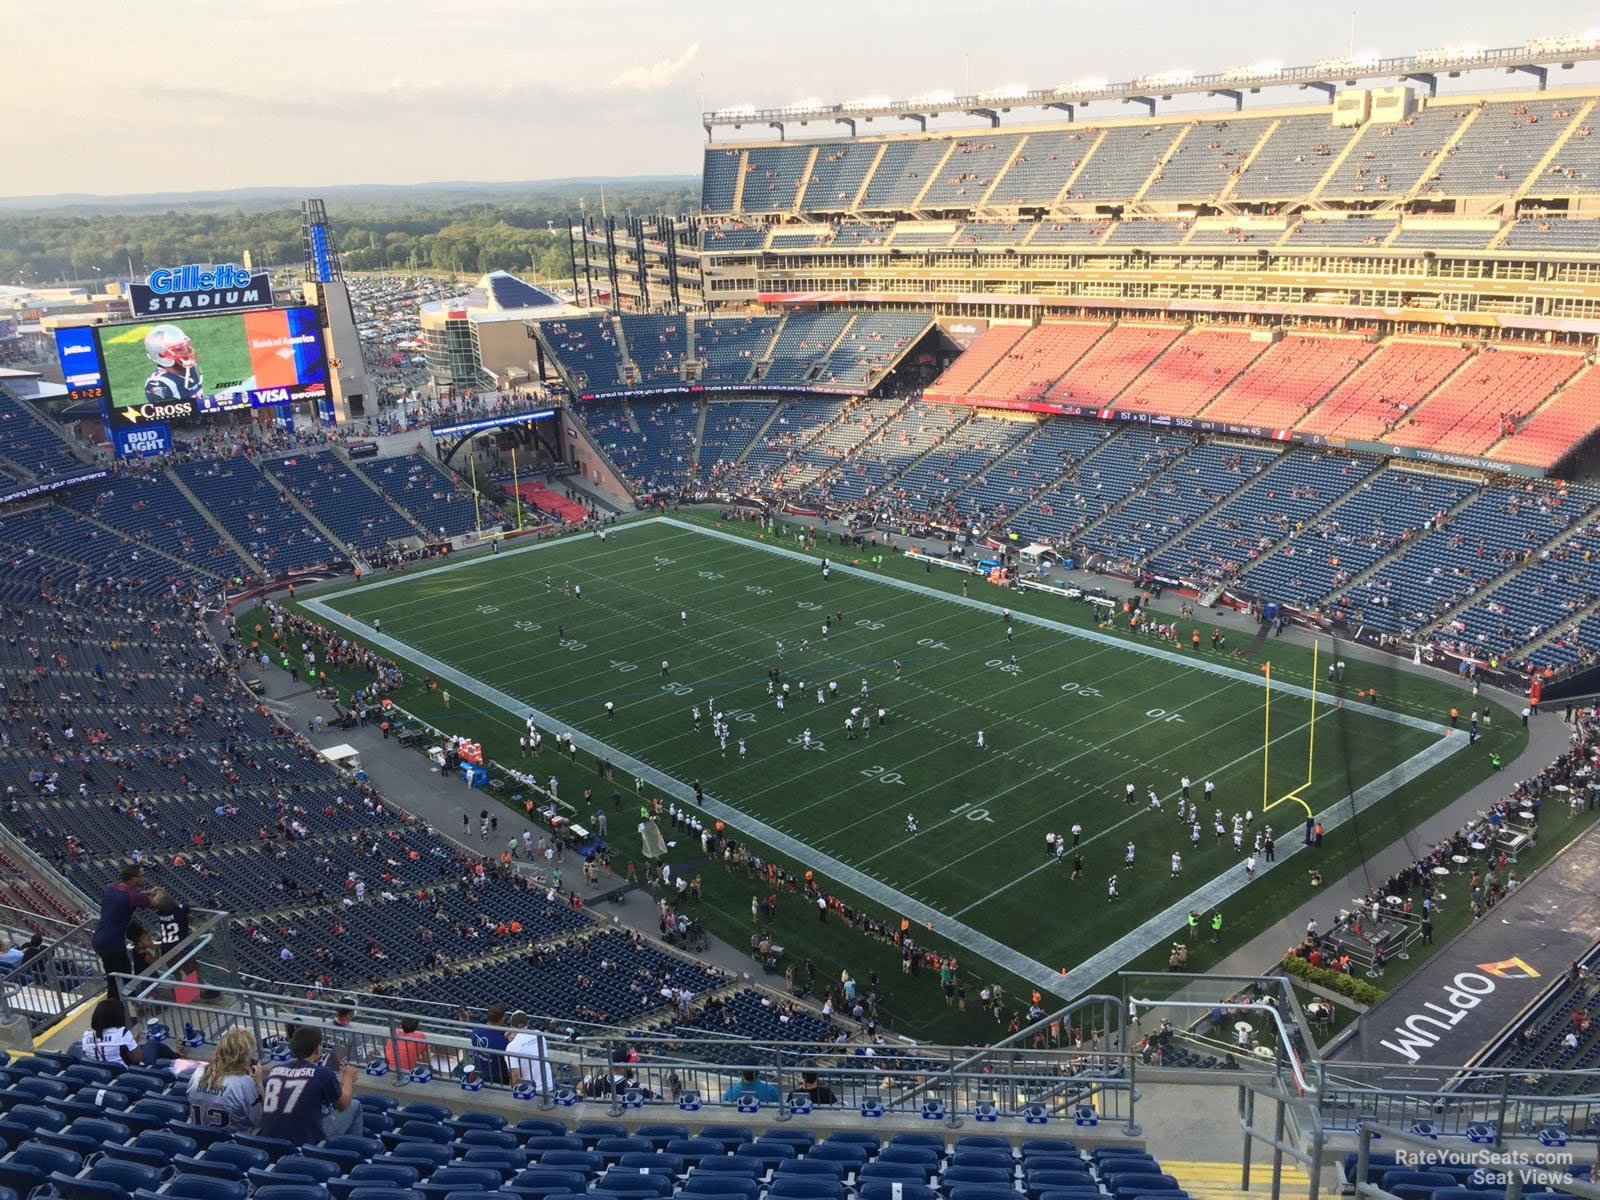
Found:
[608,42,699,91]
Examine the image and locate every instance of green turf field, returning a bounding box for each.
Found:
[100,315,255,408]
[303,515,1509,1012]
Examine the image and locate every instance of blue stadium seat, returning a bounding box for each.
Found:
[533,1152,603,1178]
[346,1190,422,1200]
[950,1187,1027,1200]
[765,1181,846,1200]
[524,1137,585,1155]
[458,1149,525,1174]
[254,1187,330,1200]
[806,1145,869,1168]
[101,1130,198,1168]
[457,1131,519,1151]
[155,1177,248,1200]
[877,1148,940,1171]
[858,1185,940,1200]
[698,1128,754,1154]
[575,1125,628,1147]
[592,1175,673,1199]
[234,1135,299,1163]
[859,1164,927,1185]
[595,1137,654,1164]
[776,1159,846,1180]
[414,1167,504,1200]
[680,1178,760,1200]
[693,1157,761,1179]
[616,1154,681,1175]
[513,1122,570,1142]
[944,1167,1015,1187]
[633,1127,687,1150]
[382,1147,453,1174]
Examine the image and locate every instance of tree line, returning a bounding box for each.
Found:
[0,186,697,286]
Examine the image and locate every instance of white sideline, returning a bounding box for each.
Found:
[304,516,1465,1001]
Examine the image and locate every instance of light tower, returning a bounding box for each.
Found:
[300,198,373,423]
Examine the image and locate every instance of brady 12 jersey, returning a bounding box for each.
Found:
[152,903,191,949]
[146,365,204,403]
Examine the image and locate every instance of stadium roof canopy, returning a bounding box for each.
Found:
[420,271,578,324]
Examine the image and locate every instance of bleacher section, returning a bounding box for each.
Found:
[62,472,248,582]
[0,389,79,478]
[969,323,1109,406]
[267,454,420,554]
[757,313,852,389]
[861,140,952,209]
[0,504,217,598]
[801,141,880,209]
[1044,325,1183,407]
[1115,330,1268,418]
[814,315,930,391]
[697,401,773,485]
[174,458,336,574]
[1384,348,1583,457]
[1296,340,1470,442]
[1242,467,1481,610]
[1200,335,1375,430]
[1467,944,1600,1092]
[742,146,810,212]
[955,420,1113,531]
[1490,365,1600,470]
[1145,118,1271,201]
[874,415,1035,521]
[924,328,1024,402]
[1431,100,1584,195]
[543,317,625,395]
[1007,427,1189,547]
[350,454,487,540]
[988,129,1096,206]
[701,225,768,253]
[1151,450,1380,587]
[621,316,690,388]
[919,135,1023,208]
[1232,119,1355,200]
[1322,104,1469,198]
[1066,124,1184,201]
[697,317,779,386]
[1083,441,1280,566]
[723,398,848,492]
[812,401,969,506]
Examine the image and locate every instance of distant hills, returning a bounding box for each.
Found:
[0,177,699,216]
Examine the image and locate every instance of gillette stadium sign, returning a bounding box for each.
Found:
[129,263,274,316]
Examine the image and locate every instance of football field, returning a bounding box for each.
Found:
[304,516,1468,998]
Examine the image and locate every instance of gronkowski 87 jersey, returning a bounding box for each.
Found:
[146,365,204,403]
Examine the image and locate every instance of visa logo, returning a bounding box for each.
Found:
[255,388,291,403]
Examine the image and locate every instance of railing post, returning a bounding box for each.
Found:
[773,1046,790,1123]
[1493,1072,1510,1151]
[1272,1094,1287,1200]
[1241,1085,1255,1191]
[944,1048,961,1129]
[1122,1052,1140,1137]
[1355,1123,1372,1199]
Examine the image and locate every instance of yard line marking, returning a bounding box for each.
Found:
[302,593,1070,994]
[654,517,1449,737]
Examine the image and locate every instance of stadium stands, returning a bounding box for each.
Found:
[1007,427,1189,547]
[1286,216,1396,246]
[1296,340,1470,442]
[697,401,773,485]
[813,401,969,505]
[1027,220,1110,245]
[861,140,954,209]
[266,454,420,554]
[814,314,930,391]
[1083,441,1280,566]
[351,454,488,540]
[1384,348,1583,457]
[173,459,336,574]
[775,397,904,493]
[924,327,1024,402]
[742,146,810,212]
[1243,467,1482,610]
[1144,118,1272,202]
[1322,104,1469,198]
[758,313,853,389]
[1231,117,1356,200]
[1044,325,1183,407]
[544,316,626,394]
[1200,335,1375,430]
[987,128,1096,207]
[0,388,79,478]
[1489,365,1600,470]
[967,322,1109,406]
[702,147,741,212]
[919,135,1023,208]
[1502,216,1600,251]
[621,316,691,388]
[1151,449,1380,586]
[1115,329,1268,419]
[1066,124,1184,201]
[1430,100,1584,195]
[722,397,848,492]
[874,414,1035,521]
[696,316,780,386]
[701,225,768,253]
[62,471,249,582]
[800,141,880,210]
[956,419,1113,532]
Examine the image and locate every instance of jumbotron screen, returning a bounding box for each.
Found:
[89,306,328,425]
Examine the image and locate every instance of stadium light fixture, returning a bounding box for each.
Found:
[779,97,823,115]
[909,89,956,107]
[842,94,891,111]
[1057,76,1107,94]
[977,83,1030,102]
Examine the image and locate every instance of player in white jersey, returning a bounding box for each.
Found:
[801,729,812,751]
[1170,852,1182,878]
[1147,788,1161,811]
[738,739,746,760]
[976,730,986,749]
[905,814,918,834]
[1125,840,1136,868]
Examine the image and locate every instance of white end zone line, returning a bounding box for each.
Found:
[303,516,1468,1001]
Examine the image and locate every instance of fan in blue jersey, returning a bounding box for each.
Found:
[143,325,205,403]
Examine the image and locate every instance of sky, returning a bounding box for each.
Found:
[9,0,1600,197]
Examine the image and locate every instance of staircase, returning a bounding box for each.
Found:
[849,144,889,212]
[1417,505,1600,637]
[1516,98,1597,196]
[1405,107,1483,203]
[612,315,638,386]
[1511,596,1600,664]
[339,448,432,539]
[731,150,749,214]
[987,427,1128,537]
[686,400,711,480]
[258,458,358,563]
[1053,128,1109,205]
[910,141,960,211]
[1215,119,1282,204]
[791,146,820,213]
[164,466,264,577]
[1312,474,1485,604]
[1138,450,1290,566]
[728,401,790,472]
[858,409,978,505]
[1130,125,1193,206]
[976,135,1031,209]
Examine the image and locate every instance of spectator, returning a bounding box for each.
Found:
[385,1017,429,1074]
[260,1025,361,1141]
[0,940,22,970]
[722,1069,781,1104]
[506,1011,552,1092]
[794,1070,838,1105]
[80,997,146,1066]
[186,1027,264,1132]
[470,1002,510,1085]
[92,864,172,995]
